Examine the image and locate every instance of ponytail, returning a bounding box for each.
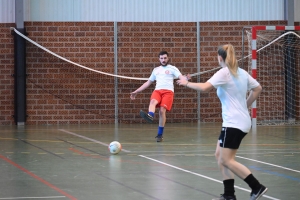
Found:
[218,44,238,77]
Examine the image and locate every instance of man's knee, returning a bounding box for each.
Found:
[159,107,166,113]
[150,99,158,106]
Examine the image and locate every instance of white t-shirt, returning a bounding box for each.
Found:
[208,67,260,133]
[149,65,182,92]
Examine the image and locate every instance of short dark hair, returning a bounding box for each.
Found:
[158,51,168,57]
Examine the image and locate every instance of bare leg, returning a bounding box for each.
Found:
[215,141,235,180]
[215,141,252,179]
[148,99,158,113]
[215,141,267,199]
[158,107,166,127]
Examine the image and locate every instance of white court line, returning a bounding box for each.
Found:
[58,129,131,153]
[139,155,280,200]
[236,156,300,173]
[0,196,65,199]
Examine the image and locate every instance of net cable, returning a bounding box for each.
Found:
[13,28,222,79]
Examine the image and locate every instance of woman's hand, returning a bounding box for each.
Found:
[176,79,189,87]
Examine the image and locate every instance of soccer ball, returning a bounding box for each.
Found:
[108,141,122,154]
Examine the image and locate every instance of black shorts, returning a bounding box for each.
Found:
[218,127,247,149]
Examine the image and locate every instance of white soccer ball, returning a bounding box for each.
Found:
[108,141,122,154]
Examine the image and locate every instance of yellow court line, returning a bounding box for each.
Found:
[23,140,64,143]
[0,125,299,135]
[0,138,18,140]
[1,137,299,147]
[0,137,114,144]
[0,138,65,143]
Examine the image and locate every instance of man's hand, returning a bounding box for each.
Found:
[130,91,138,100]
[186,74,191,80]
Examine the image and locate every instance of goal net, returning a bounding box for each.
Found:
[244,26,300,126]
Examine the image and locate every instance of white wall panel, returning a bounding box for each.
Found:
[0,0,14,23]
[295,0,300,22]
[23,0,287,22]
[3,0,300,23]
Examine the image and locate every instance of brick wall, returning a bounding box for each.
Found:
[25,22,116,125]
[0,23,14,125]
[1,21,289,125]
[116,22,197,124]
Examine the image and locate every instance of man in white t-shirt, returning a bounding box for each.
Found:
[130,51,187,142]
[176,44,267,200]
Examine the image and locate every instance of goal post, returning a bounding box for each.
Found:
[247,26,300,127]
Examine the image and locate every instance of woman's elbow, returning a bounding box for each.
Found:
[256,85,262,93]
[202,83,214,92]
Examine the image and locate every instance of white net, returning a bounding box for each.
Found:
[13,28,223,124]
[245,28,300,125]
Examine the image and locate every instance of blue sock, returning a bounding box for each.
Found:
[158,126,164,135]
[148,112,154,117]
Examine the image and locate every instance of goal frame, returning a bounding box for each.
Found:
[251,25,300,128]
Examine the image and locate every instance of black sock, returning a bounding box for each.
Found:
[223,179,235,196]
[244,174,261,191]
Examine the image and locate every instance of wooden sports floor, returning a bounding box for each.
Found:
[0,123,299,200]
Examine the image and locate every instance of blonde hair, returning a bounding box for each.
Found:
[218,44,238,77]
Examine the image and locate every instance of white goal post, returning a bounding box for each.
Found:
[245,26,300,127]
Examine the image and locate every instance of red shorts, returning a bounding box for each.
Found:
[150,89,174,111]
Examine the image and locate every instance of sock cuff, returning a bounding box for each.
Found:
[158,126,164,135]
[244,173,261,191]
[223,179,235,196]
[223,179,234,185]
[244,174,254,182]
[148,112,154,117]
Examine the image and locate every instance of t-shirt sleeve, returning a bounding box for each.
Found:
[207,69,228,88]
[172,66,182,79]
[247,74,260,90]
[149,69,156,81]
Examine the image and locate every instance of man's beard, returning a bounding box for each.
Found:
[161,61,168,66]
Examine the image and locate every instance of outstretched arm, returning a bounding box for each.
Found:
[247,85,262,108]
[178,74,189,81]
[130,80,153,100]
[176,79,214,92]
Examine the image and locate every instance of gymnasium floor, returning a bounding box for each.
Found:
[0,123,299,200]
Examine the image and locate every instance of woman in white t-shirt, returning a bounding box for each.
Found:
[177,44,267,200]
